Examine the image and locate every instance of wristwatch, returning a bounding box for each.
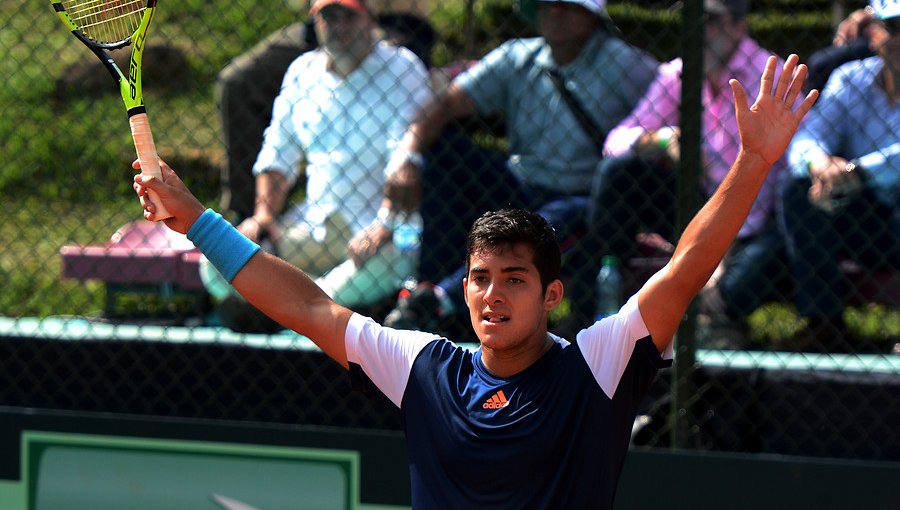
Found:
[375,207,397,230]
[389,148,425,171]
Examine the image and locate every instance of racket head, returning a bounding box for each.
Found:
[52,0,156,49]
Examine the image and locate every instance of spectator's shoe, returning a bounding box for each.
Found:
[697,314,752,351]
[787,317,852,353]
[384,280,451,333]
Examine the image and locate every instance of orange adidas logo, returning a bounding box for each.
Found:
[482,390,509,409]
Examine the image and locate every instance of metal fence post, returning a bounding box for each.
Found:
[672,0,706,449]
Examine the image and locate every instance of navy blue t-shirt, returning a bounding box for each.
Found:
[345,295,672,509]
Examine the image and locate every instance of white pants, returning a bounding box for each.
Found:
[199,213,415,308]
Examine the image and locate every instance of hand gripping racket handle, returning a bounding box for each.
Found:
[129,112,173,220]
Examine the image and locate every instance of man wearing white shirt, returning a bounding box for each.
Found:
[201,0,432,325]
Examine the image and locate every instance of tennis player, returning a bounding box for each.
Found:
[134,54,816,509]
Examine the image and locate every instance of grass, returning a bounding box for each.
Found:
[1,198,129,318]
[0,0,289,317]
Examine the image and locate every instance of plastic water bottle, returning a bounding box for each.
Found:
[392,211,423,254]
[595,255,623,321]
[392,211,424,295]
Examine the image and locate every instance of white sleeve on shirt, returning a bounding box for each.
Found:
[252,52,318,185]
[576,294,673,399]
[344,313,442,408]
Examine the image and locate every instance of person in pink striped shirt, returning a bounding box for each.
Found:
[581,0,789,341]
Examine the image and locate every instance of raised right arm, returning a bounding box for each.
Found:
[637,55,818,352]
[232,249,353,366]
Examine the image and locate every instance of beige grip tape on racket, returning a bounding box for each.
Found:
[129,112,172,220]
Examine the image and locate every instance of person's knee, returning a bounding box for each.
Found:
[589,155,643,221]
[592,155,652,201]
[779,175,821,229]
[595,155,635,183]
[780,175,812,202]
[718,271,757,320]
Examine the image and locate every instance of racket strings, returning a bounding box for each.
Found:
[62,0,145,44]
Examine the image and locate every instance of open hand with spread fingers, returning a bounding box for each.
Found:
[729,54,819,168]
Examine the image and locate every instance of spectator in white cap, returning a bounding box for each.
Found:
[380,0,659,338]
[872,0,900,18]
[781,0,900,350]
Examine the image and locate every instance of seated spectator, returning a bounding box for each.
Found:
[805,6,889,93]
[381,0,658,339]
[201,0,433,331]
[781,1,900,350]
[582,0,790,340]
[216,1,435,218]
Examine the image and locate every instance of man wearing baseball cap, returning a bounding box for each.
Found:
[872,0,900,19]
[308,0,375,72]
[782,0,900,349]
[201,0,435,329]
[381,0,659,337]
[216,0,435,221]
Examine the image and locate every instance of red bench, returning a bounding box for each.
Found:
[60,221,206,317]
[841,260,900,306]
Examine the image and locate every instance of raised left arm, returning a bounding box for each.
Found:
[637,54,819,352]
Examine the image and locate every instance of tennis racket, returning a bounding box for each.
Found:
[50,0,171,219]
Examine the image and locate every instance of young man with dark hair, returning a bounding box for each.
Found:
[134,56,816,509]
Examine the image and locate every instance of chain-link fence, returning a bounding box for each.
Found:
[1,0,898,465]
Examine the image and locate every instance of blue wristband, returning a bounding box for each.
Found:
[187,209,260,283]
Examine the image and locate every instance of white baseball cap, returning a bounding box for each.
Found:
[538,0,607,16]
[870,0,900,19]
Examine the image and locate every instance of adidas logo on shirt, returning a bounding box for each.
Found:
[482,390,509,409]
